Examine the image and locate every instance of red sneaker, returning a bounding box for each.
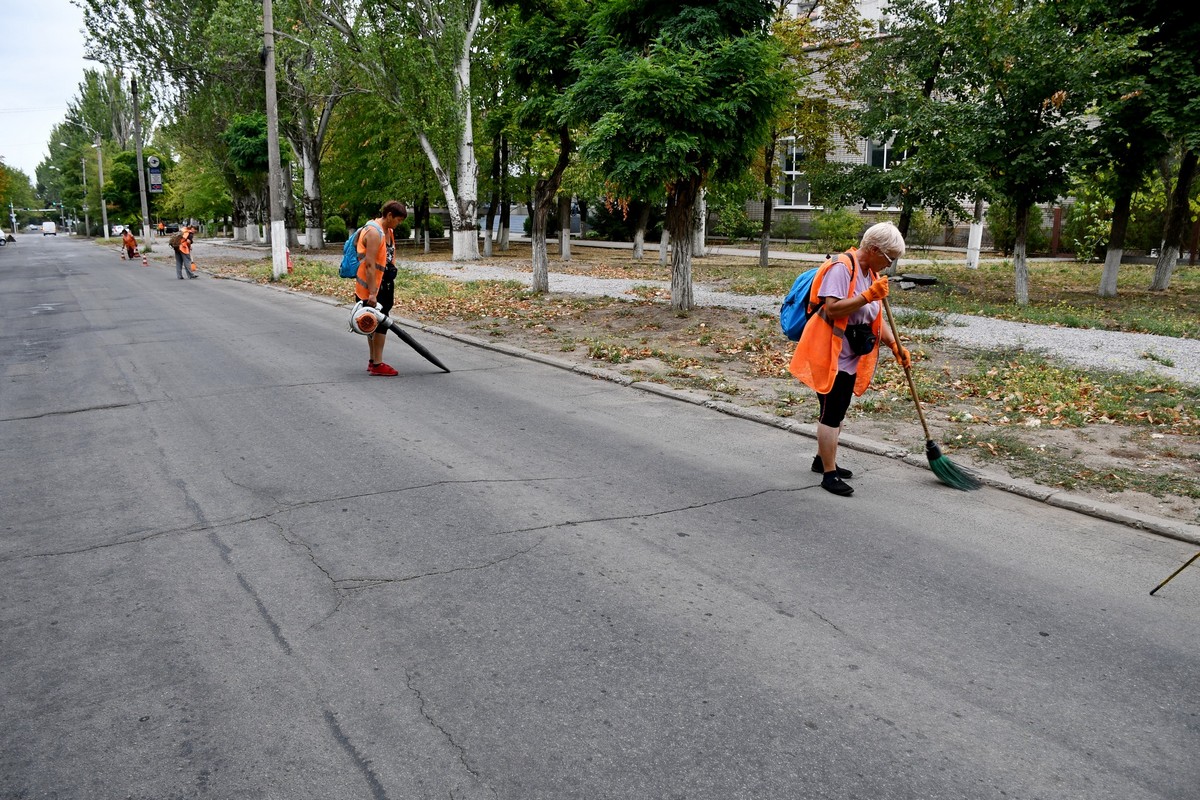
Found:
[367,362,398,376]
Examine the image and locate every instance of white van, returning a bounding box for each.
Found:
[42,221,57,236]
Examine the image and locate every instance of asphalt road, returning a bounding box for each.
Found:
[2,235,1197,800]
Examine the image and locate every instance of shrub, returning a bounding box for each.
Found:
[714,205,758,241]
[325,215,348,243]
[906,210,945,252]
[421,214,445,237]
[772,213,803,243]
[812,208,862,252]
[395,219,412,241]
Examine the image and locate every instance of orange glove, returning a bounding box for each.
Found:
[892,344,911,368]
[861,276,890,303]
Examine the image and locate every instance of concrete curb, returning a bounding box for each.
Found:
[247,276,1200,548]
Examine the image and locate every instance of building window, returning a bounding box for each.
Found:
[777,139,816,209]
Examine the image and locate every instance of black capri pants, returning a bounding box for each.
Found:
[817,370,857,428]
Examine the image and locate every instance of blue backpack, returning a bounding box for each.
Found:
[779,253,856,341]
[339,221,382,278]
[779,268,820,341]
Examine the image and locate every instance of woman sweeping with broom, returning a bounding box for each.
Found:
[789,222,911,497]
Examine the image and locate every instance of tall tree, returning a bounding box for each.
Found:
[499,0,590,292]
[1141,0,1200,290]
[570,0,785,310]
[309,0,488,261]
[857,0,1135,305]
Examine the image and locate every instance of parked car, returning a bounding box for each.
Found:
[110,224,126,236]
[43,222,57,236]
[27,224,40,232]
[162,223,180,233]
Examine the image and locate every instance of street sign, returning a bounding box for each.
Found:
[148,167,163,194]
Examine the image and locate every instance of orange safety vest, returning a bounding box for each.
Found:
[354,221,394,300]
[788,247,883,397]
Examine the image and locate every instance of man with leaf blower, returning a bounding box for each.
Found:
[353,201,408,376]
[789,222,911,497]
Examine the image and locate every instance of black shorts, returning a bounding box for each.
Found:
[377,266,397,315]
[817,371,857,428]
[360,265,398,316]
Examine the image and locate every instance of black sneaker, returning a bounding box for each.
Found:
[821,473,854,496]
[812,455,852,479]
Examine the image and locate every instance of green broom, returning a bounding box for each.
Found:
[881,295,981,491]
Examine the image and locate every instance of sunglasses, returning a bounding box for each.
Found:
[878,248,898,271]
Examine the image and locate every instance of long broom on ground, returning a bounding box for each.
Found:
[880,295,981,491]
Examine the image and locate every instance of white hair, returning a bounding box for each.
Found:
[860,222,906,259]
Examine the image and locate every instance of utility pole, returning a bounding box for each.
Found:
[263,0,288,279]
[94,136,108,238]
[130,76,152,251]
[80,157,91,237]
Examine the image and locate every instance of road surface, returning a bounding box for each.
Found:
[2,235,1197,799]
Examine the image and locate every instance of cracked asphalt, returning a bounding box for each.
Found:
[2,235,1198,799]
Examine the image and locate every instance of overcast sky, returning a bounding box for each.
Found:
[0,0,91,178]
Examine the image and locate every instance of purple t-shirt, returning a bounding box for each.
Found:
[819,256,880,375]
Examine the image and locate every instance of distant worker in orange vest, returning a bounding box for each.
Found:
[157,220,165,237]
[121,228,139,260]
[173,225,199,279]
[355,200,407,376]
[788,221,911,497]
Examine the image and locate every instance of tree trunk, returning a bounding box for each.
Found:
[667,179,700,310]
[897,201,912,239]
[659,229,670,267]
[1013,201,1031,306]
[529,126,573,293]
[283,182,300,249]
[1098,185,1132,297]
[692,189,706,257]
[1150,148,1197,291]
[633,203,651,260]
[760,135,776,268]
[498,134,510,250]
[577,198,588,236]
[559,193,572,261]
[966,196,984,269]
[484,134,500,258]
[300,143,324,249]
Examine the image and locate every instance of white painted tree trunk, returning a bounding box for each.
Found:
[633,227,645,260]
[659,230,670,267]
[499,224,509,250]
[692,190,706,257]
[1099,247,1122,297]
[424,231,430,253]
[966,197,984,269]
[301,150,323,249]
[483,230,493,257]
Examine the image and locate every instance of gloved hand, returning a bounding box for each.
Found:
[892,344,912,369]
[862,276,890,303]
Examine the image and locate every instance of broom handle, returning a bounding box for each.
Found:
[880,295,934,441]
